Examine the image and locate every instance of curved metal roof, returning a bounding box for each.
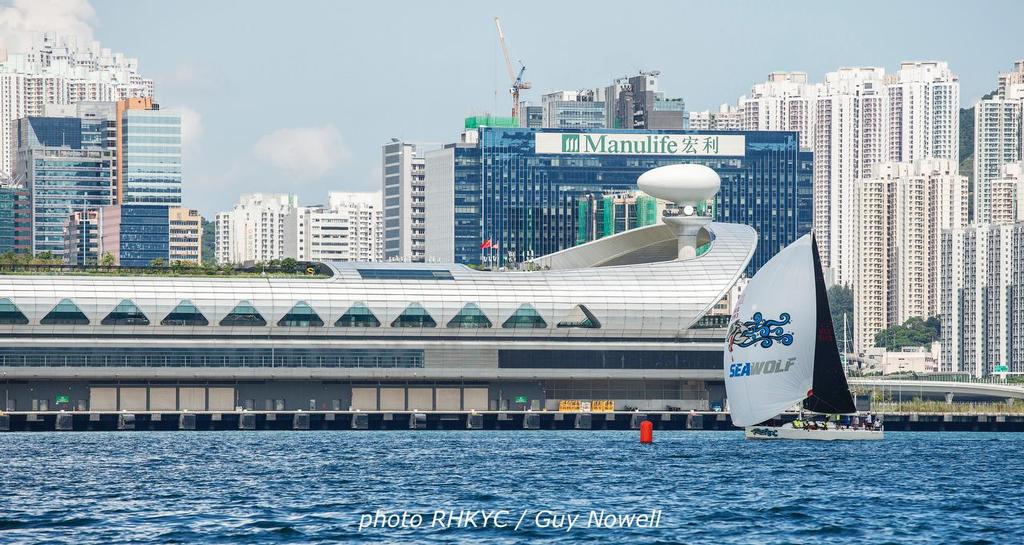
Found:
[0,222,756,340]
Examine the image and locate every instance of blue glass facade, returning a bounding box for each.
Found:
[121,110,182,206]
[14,117,115,256]
[0,185,18,253]
[457,127,812,275]
[453,144,483,264]
[116,205,170,267]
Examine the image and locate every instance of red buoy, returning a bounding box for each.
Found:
[640,420,653,443]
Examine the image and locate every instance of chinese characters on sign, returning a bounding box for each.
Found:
[536,132,745,157]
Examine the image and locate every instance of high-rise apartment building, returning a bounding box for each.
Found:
[814,67,888,286]
[215,193,298,265]
[884,62,959,164]
[382,141,429,262]
[941,223,1024,376]
[740,72,821,150]
[285,192,383,262]
[541,90,605,129]
[0,33,153,178]
[725,63,958,285]
[168,207,202,264]
[989,162,1023,225]
[853,159,968,352]
[12,115,115,256]
[688,104,743,131]
[974,61,1024,224]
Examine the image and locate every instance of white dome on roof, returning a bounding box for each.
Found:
[637,164,721,204]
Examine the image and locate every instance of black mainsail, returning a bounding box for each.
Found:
[802,236,857,415]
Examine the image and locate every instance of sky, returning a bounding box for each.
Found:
[1,0,1022,216]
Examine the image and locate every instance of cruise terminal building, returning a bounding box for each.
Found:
[0,166,756,417]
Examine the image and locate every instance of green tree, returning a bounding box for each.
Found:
[280,257,298,273]
[874,316,941,350]
[100,252,115,267]
[33,251,60,265]
[149,257,166,268]
[827,284,854,348]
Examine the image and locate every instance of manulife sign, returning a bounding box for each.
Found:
[535,132,745,157]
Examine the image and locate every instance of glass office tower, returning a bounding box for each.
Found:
[120,108,182,206]
[445,127,812,275]
[13,117,115,256]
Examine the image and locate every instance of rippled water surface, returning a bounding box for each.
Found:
[1,431,1021,544]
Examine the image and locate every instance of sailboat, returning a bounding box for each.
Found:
[723,234,883,441]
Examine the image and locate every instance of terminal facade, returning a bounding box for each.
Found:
[0,171,756,413]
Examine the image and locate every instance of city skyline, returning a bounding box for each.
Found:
[1,0,1020,216]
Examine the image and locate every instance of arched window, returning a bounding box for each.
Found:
[101,299,150,326]
[556,304,601,328]
[391,303,437,328]
[161,300,209,326]
[219,301,267,326]
[447,303,492,328]
[502,304,547,329]
[278,301,324,327]
[40,299,89,325]
[335,303,381,327]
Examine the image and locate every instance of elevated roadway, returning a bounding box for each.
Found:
[849,378,1024,402]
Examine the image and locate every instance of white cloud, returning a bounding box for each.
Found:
[174,105,204,155]
[252,125,350,179]
[0,0,95,54]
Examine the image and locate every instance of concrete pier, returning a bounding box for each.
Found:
[117,414,135,431]
[0,410,1022,432]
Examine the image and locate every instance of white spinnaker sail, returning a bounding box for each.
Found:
[724,234,816,427]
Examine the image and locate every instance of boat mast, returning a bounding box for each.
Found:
[841,312,849,375]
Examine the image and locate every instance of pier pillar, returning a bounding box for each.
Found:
[945,393,954,404]
[466,413,483,430]
[686,413,703,430]
[409,413,427,430]
[0,414,8,431]
[239,413,256,430]
[293,413,310,430]
[55,413,74,431]
[179,413,196,430]
[523,413,540,430]
[118,414,135,431]
[630,413,649,429]
[351,412,369,430]
[574,413,592,430]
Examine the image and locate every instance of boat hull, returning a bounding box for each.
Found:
[745,425,884,441]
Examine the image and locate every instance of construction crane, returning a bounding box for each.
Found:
[494,16,531,120]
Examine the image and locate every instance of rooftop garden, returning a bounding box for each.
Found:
[0,252,332,278]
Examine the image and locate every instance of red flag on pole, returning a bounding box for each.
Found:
[480,239,492,249]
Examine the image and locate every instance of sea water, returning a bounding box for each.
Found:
[0,431,1020,544]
